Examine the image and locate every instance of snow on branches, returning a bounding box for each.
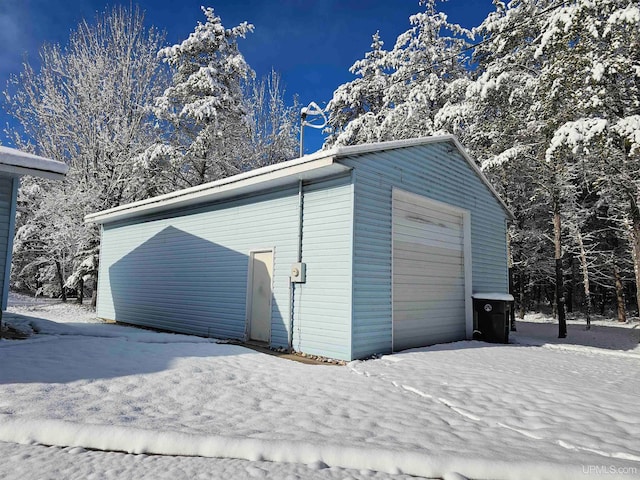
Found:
[325,0,471,147]
[324,0,640,320]
[155,7,253,125]
[142,7,255,189]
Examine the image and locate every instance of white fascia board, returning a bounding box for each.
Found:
[0,146,68,179]
[332,135,454,157]
[86,155,348,224]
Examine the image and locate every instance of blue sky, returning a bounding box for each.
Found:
[0,0,494,154]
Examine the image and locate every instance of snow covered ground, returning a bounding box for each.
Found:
[513,312,640,356]
[0,296,638,479]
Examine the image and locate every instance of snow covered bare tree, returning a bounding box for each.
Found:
[4,6,168,304]
[245,69,299,168]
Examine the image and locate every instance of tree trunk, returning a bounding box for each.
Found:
[77,277,84,305]
[576,231,591,330]
[518,271,526,319]
[630,214,640,318]
[509,267,516,331]
[566,255,574,313]
[55,260,67,303]
[554,207,567,337]
[613,263,627,323]
[90,274,98,310]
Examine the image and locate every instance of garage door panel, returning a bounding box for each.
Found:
[394,239,463,254]
[394,219,463,243]
[393,264,464,280]
[394,288,463,302]
[393,255,463,269]
[394,271,462,282]
[395,208,462,229]
[394,242,463,258]
[394,278,464,291]
[394,325,466,351]
[395,317,466,333]
[393,189,467,351]
[394,299,465,310]
[394,305,465,322]
[393,198,463,227]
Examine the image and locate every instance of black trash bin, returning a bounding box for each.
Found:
[472,293,514,343]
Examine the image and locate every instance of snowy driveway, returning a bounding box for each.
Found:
[0,307,639,479]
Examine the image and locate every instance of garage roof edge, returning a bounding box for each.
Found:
[86,135,514,225]
[85,154,346,224]
[331,135,514,221]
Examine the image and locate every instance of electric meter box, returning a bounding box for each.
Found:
[290,262,306,283]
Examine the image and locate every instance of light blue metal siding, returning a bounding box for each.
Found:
[342,142,509,359]
[0,175,18,311]
[293,176,353,360]
[97,187,300,341]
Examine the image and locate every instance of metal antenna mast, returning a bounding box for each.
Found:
[299,102,327,157]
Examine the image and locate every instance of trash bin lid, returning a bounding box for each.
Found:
[471,292,514,301]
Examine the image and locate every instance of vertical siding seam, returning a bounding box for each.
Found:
[2,177,19,311]
[463,211,473,339]
[295,181,303,351]
[390,187,396,353]
[348,172,356,361]
[95,224,105,315]
[244,250,254,341]
[270,246,276,344]
[505,219,510,290]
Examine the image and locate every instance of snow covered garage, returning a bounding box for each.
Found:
[87,136,512,360]
[0,147,68,311]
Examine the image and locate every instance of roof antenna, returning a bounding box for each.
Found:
[299,102,327,157]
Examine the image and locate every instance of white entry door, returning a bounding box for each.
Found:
[247,250,273,342]
[392,189,469,351]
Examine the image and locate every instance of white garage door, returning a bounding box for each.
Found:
[392,189,469,351]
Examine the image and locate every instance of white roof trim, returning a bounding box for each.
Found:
[86,135,514,224]
[86,155,350,224]
[0,146,68,180]
[332,135,458,157]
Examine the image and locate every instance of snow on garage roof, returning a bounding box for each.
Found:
[86,135,514,225]
[0,146,68,180]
